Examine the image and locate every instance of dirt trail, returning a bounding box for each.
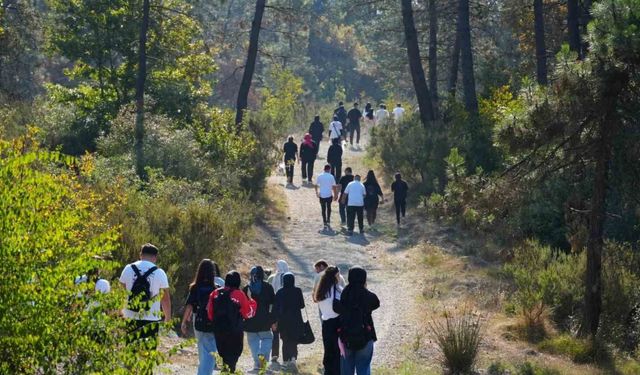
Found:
[163,131,424,374]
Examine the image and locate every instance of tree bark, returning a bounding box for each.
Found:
[235,0,266,127]
[428,0,439,109]
[533,0,547,85]
[457,0,478,114]
[134,0,150,180]
[567,0,582,59]
[448,30,460,97]
[400,0,435,127]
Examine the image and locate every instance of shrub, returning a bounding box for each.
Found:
[429,309,483,374]
[538,334,595,363]
[487,360,562,375]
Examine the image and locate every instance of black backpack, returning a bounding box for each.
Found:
[212,288,242,334]
[128,264,157,312]
[339,302,371,351]
[335,107,347,122]
[193,285,216,332]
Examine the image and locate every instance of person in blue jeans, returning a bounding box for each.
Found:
[242,266,276,373]
[336,266,380,375]
[181,259,224,375]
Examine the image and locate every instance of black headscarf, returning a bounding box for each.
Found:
[341,266,368,305]
[249,266,264,295]
[282,272,295,288]
[225,271,241,289]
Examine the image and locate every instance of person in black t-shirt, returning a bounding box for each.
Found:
[327,138,343,181]
[283,136,298,185]
[347,103,363,146]
[338,167,355,225]
[391,172,409,225]
[333,102,348,141]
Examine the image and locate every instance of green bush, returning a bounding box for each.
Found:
[429,309,483,374]
[538,334,595,363]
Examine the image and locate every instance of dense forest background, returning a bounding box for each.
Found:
[1,0,640,373]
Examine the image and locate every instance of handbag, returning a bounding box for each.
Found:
[297,306,315,345]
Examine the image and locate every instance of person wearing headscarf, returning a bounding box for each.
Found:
[363,170,384,227]
[308,115,324,156]
[273,273,305,369]
[242,266,276,372]
[267,260,290,363]
[206,271,257,373]
[299,133,318,184]
[335,266,380,375]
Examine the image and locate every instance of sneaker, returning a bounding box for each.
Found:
[271,356,279,363]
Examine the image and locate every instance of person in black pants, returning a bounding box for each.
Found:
[347,103,363,146]
[327,138,343,181]
[343,174,366,235]
[314,266,342,375]
[338,168,354,226]
[391,172,409,225]
[299,133,317,184]
[309,115,324,156]
[283,136,298,185]
[363,170,384,227]
[274,273,305,369]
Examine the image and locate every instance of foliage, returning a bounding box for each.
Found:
[0,132,163,373]
[428,309,483,374]
[487,361,561,375]
[537,334,597,363]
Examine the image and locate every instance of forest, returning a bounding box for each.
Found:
[1,0,639,374]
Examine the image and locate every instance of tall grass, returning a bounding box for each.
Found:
[429,309,483,374]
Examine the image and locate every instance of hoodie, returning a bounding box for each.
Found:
[327,141,343,164]
[269,260,290,292]
[336,266,380,342]
[309,116,324,140]
[274,273,305,339]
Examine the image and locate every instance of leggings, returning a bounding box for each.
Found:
[301,160,315,181]
[320,197,333,224]
[395,199,406,223]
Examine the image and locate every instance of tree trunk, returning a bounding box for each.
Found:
[567,0,582,59]
[457,0,478,114]
[534,0,547,85]
[235,0,266,127]
[448,29,460,96]
[400,0,435,127]
[134,0,150,180]
[428,0,439,111]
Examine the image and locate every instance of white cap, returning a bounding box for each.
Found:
[95,279,111,294]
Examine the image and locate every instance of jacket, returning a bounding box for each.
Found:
[274,273,305,340]
[300,141,317,162]
[242,283,276,332]
[207,287,257,321]
[335,267,380,342]
[309,121,324,140]
[327,144,343,164]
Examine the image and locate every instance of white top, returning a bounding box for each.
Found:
[119,260,169,321]
[375,109,389,123]
[317,286,342,321]
[393,107,405,122]
[316,172,337,198]
[344,180,366,206]
[329,121,343,139]
[95,279,111,294]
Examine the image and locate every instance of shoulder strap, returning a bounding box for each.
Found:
[131,264,142,278]
[142,266,158,279]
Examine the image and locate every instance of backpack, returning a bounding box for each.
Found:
[212,288,242,334]
[339,302,371,351]
[128,264,157,313]
[335,107,347,122]
[193,285,216,332]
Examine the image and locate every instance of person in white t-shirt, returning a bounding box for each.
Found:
[328,115,343,142]
[342,175,366,235]
[119,243,171,347]
[315,164,339,228]
[375,104,389,126]
[313,266,343,375]
[393,103,405,124]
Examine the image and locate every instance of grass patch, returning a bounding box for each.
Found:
[487,360,562,375]
[615,357,640,375]
[376,361,439,375]
[538,334,599,363]
[429,309,483,374]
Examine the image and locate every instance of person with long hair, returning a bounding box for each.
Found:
[273,272,305,370]
[363,170,384,227]
[181,259,222,375]
[314,266,343,375]
[267,260,290,364]
[242,266,276,373]
[300,133,317,184]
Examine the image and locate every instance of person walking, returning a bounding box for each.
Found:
[363,170,384,228]
[364,102,374,129]
[314,266,343,375]
[273,273,305,371]
[338,167,355,226]
[334,101,348,141]
[315,164,338,228]
[206,271,257,373]
[391,172,409,225]
[347,103,363,147]
[300,133,317,184]
[312,260,346,297]
[181,259,222,375]
[342,174,366,235]
[119,243,171,350]
[328,115,343,144]
[242,266,276,373]
[335,266,380,375]
[267,260,290,364]
[283,136,298,186]
[393,103,405,123]
[327,138,343,181]
[374,104,389,126]
[309,115,324,157]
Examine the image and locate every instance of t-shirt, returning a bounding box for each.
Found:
[393,107,405,122]
[347,108,362,126]
[391,180,409,200]
[344,180,366,207]
[119,260,169,321]
[317,286,342,321]
[316,172,337,199]
[329,121,343,139]
[339,175,354,194]
[284,141,298,160]
[375,109,389,123]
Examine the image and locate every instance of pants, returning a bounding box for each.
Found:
[320,197,333,224]
[285,158,295,182]
[365,206,378,226]
[340,340,374,375]
[301,159,315,181]
[214,331,244,373]
[247,331,273,369]
[282,337,298,361]
[347,206,364,232]
[349,125,361,145]
[330,162,342,181]
[395,199,406,223]
[194,328,217,375]
[271,329,280,358]
[313,137,322,156]
[322,317,341,375]
[339,202,347,224]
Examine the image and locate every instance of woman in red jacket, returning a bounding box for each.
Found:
[207,271,257,373]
